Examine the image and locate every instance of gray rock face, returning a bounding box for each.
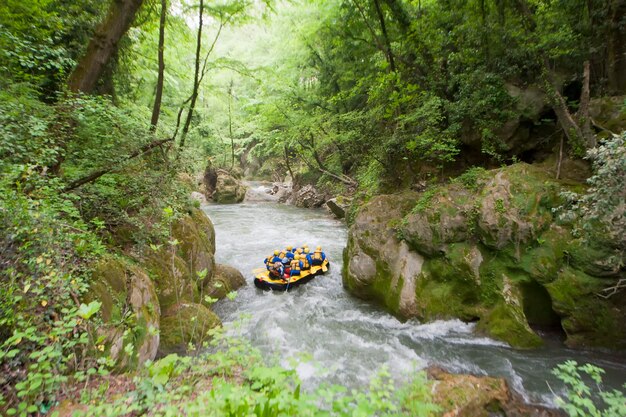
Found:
[286,184,326,208]
[326,197,351,219]
[213,169,247,204]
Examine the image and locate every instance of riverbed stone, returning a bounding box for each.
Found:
[427,367,564,417]
[343,163,626,349]
[213,169,247,204]
[203,263,246,300]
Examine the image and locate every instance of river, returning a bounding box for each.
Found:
[205,183,625,407]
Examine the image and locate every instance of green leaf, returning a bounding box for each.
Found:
[77,301,101,320]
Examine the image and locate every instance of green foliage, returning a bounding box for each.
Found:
[72,323,440,417]
[552,361,626,417]
[558,134,626,266]
[453,167,488,190]
[0,179,108,414]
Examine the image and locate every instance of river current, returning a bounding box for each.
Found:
[205,183,625,407]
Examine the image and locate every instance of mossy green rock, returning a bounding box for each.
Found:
[172,207,216,284]
[203,263,246,301]
[85,257,160,370]
[344,163,626,349]
[213,170,247,204]
[158,302,221,356]
[343,192,423,318]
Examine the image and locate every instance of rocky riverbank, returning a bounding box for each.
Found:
[85,207,245,369]
[343,163,625,349]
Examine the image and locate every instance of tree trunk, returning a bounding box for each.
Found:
[228,81,235,171]
[68,0,145,93]
[64,136,174,191]
[607,0,626,94]
[179,0,204,150]
[150,0,167,132]
[372,0,396,72]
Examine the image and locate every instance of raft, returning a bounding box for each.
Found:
[254,259,330,291]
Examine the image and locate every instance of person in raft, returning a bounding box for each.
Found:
[268,259,284,279]
[311,246,326,266]
[289,254,303,277]
[302,248,312,270]
[264,250,282,270]
[281,257,291,277]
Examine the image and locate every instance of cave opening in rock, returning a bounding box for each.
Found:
[520,280,566,339]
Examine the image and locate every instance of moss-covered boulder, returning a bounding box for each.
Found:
[85,257,160,370]
[203,263,246,300]
[343,163,626,349]
[426,367,564,417]
[158,302,220,356]
[343,192,423,318]
[213,169,247,204]
[172,207,216,284]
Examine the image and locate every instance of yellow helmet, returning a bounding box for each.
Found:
[316,246,322,251]
[296,248,303,254]
[304,248,310,253]
[286,245,293,251]
[274,250,279,256]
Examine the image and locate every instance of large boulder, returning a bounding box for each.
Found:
[427,367,564,417]
[326,196,351,219]
[343,163,626,349]
[286,184,326,208]
[85,257,160,370]
[213,169,247,204]
[158,302,220,356]
[203,263,246,300]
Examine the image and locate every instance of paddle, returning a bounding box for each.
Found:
[285,271,292,292]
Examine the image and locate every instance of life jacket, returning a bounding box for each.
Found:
[278,250,287,259]
[286,252,295,260]
[301,256,311,269]
[312,251,323,261]
[290,259,301,271]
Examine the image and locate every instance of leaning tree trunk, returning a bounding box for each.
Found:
[179,0,204,150]
[607,0,626,94]
[68,0,145,94]
[150,0,167,132]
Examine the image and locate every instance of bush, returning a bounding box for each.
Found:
[553,361,626,417]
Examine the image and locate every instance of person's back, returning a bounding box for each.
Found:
[290,255,302,276]
[301,248,312,270]
[311,246,326,266]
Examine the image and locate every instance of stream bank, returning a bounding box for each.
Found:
[205,187,626,408]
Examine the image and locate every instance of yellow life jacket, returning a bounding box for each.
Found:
[278,250,287,259]
[290,259,301,271]
[301,257,310,269]
[313,251,323,261]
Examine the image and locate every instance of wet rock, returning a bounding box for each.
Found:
[326,196,351,219]
[190,191,207,204]
[213,169,247,204]
[203,263,246,300]
[85,258,160,370]
[343,163,626,349]
[427,367,564,417]
[286,184,326,208]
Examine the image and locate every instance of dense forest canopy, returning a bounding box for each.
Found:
[1,0,625,415]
